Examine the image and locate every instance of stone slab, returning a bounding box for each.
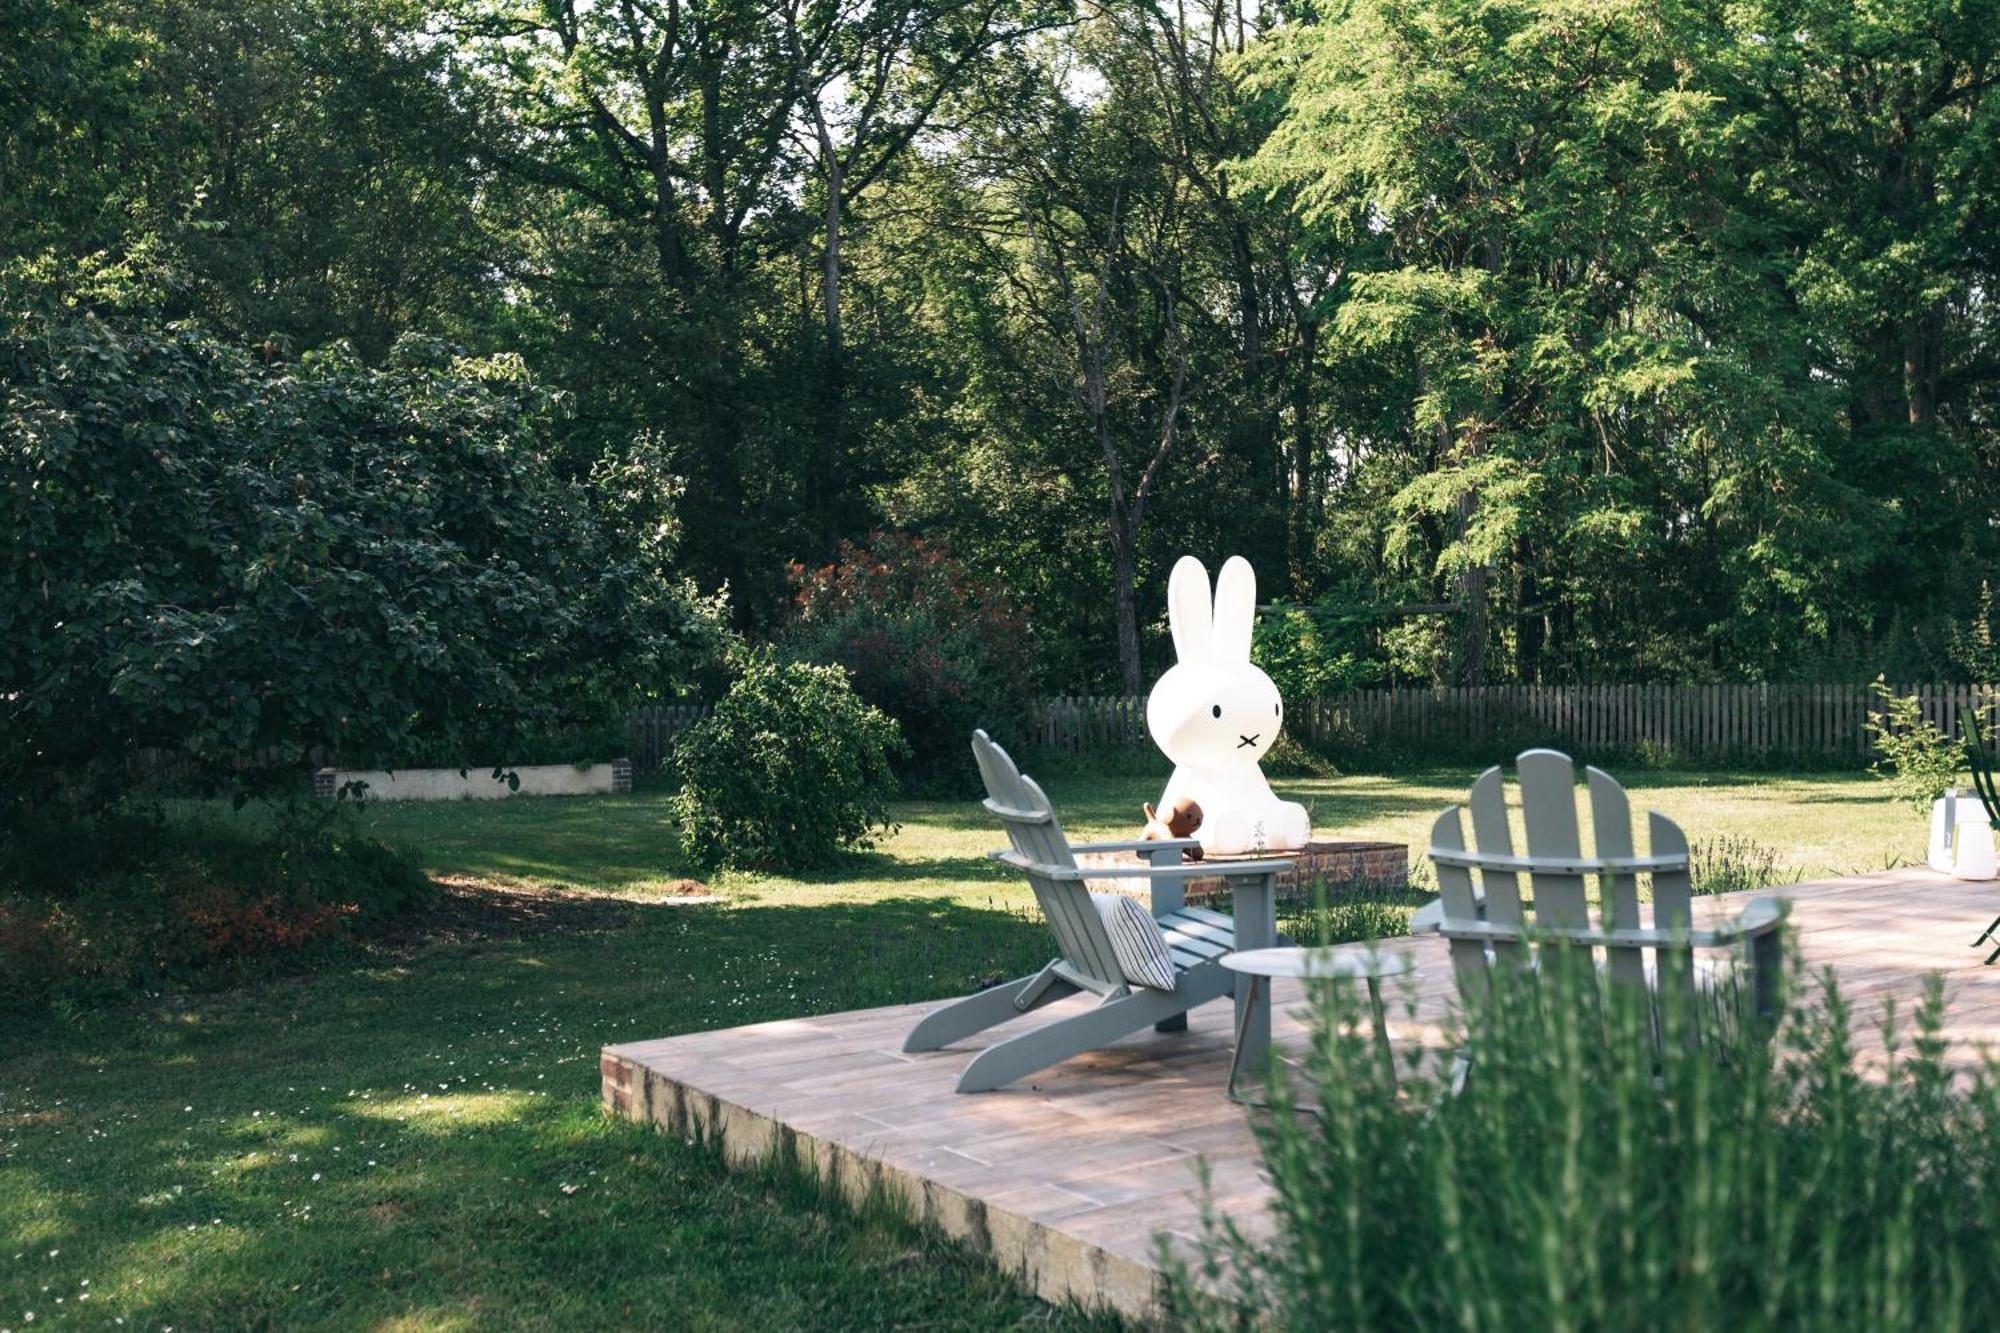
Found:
[315,758,633,800]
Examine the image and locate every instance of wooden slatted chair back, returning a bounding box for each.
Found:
[970,730,1125,991]
[1429,748,1696,1000]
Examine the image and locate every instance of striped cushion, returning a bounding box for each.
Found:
[1089,892,1178,991]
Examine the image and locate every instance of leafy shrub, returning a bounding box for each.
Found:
[672,659,907,872]
[1170,958,2000,1330]
[1252,600,1380,704]
[346,720,641,772]
[0,802,434,1008]
[0,310,725,815]
[782,533,1033,796]
[1864,676,1965,815]
[1947,581,2000,682]
[1259,731,1341,778]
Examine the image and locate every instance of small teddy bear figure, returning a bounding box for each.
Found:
[1139,796,1205,861]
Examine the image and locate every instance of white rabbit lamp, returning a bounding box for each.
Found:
[1147,555,1312,855]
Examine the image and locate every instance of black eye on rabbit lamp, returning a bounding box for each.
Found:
[1144,555,1312,856]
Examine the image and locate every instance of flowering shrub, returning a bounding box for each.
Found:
[783,533,1033,796]
[0,803,433,1007]
[671,659,906,871]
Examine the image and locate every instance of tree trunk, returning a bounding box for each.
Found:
[1286,317,1318,598]
[1455,231,1503,687]
[821,139,844,356]
[1110,516,1142,695]
[816,119,840,352]
[1515,536,1543,684]
[1456,510,1489,685]
[1903,306,1941,426]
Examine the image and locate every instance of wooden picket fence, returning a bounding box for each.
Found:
[1034,695,1152,753]
[625,702,714,771]
[629,683,1998,769]
[1031,683,2000,763]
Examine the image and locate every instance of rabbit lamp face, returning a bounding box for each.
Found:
[1146,555,1286,768]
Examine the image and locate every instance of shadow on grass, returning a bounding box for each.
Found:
[827,847,1013,886]
[348,791,695,892]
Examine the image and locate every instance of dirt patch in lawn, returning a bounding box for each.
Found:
[373,876,647,954]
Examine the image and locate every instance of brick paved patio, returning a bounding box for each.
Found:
[602,869,2000,1319]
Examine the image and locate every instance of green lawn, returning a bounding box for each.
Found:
[350,758,1922,903]
[0,760,1922,1330]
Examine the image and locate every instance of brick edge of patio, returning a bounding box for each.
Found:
[598,1047,1173,1320]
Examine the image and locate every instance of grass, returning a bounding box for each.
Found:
[0,890,1106,1331]
[0,756,1926,1329]
[347,759,1920,904]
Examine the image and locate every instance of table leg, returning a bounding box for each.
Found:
[1366,975,1395,1088]
[1225,976,1264,1104]
[1230,875,1275,1077]
[1148,844,1188,1033]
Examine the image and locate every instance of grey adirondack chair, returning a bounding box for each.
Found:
[905,730,1291,1094]
[1411,750,1788,1066]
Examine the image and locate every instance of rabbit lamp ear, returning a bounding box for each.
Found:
[1211,556,1256,663]
[1167,555,1213,663]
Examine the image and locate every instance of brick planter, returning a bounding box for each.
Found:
[1076,839,1408,906]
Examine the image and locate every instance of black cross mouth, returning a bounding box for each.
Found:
[1237,733,1260,749]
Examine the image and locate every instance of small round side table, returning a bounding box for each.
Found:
[1219,946,1414,1104]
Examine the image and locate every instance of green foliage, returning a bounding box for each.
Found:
[0,801,433,1008]
[0,309,725,813]
[1252,601,1380,702]
[1948,582,2000,683]
[1171,958,1999,1330]
[781,532,1033,796]
[1278,878,1431,947]
[671,659,907,872]
[0,1,157,261]
[1865,678,1965,815]
[1691,835,1801,897]
[1239,0,2000,686]
[12,0,2000,704]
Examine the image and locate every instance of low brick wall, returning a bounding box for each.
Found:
[1076,839,1408,906]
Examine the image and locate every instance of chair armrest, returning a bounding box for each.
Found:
[1429,848,1689,875]
[994,850,1291,881]
[1432,897,1789,950]
[1411,892,1491,935]
[1067,838,1201,856]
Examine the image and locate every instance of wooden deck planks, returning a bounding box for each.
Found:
[602,868,2000,1320]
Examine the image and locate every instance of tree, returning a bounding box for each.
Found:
[783,0,1060,356]
[781,531,1034,793]
[0,1,158,263]
[905,3,1262,693]
[1243,0,2000,684]
[9,0,2000,697]
[0,306,725,813]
